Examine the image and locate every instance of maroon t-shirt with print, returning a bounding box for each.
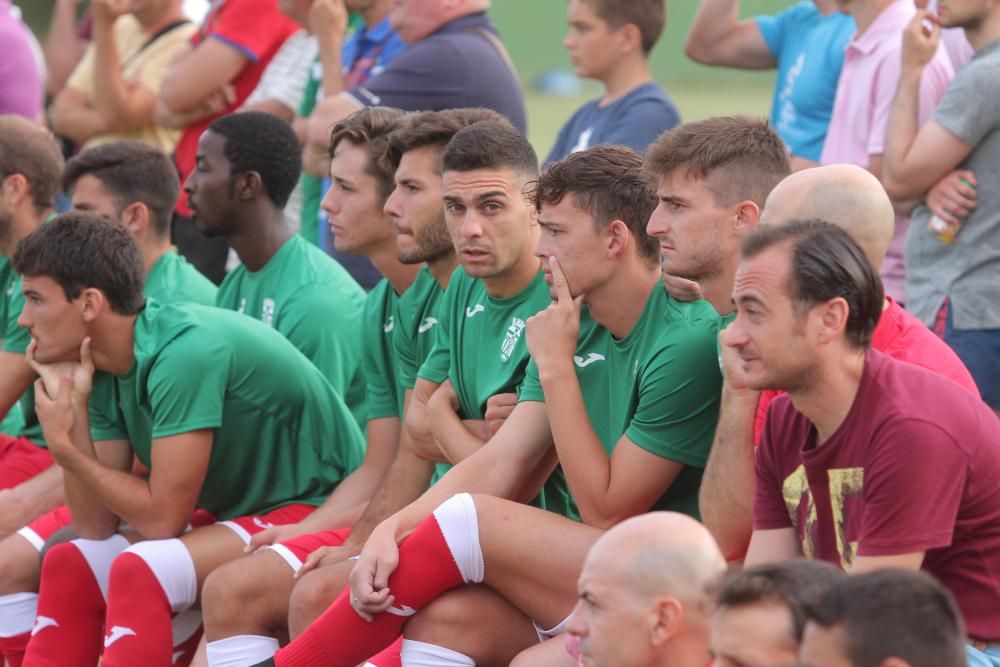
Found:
[754,348,1000,639]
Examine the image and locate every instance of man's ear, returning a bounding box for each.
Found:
[605,219,629,259]
[237,172,263,202]
[2,173,30,208]
[119,202,149,235]
[649,596,684,648]
[733,200,761,234]
[815,297,850,345]
[79,287,108,323]
[616,23,644,56]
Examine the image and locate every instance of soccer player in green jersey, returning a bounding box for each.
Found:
[261,145,723,667]
[186,111,368,429]
[0,117,64,549]
[7,213,363,667]
[63,141,218,308]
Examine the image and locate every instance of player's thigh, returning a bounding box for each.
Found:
[288,556,355,635]
[473,494,602,628]
[179,523,250,593]
[0,532,42,593]
[202,549,296,626]
[405,584,539,667]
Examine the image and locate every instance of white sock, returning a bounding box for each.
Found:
[0,592,38,637]
[401,639,476,667]
[432,493,485,584]
[206,634,280,667]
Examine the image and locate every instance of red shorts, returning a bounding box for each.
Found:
[0,434,54,490]
[268,527,352,573]
[215,504,317,545]
[17,505,74,551]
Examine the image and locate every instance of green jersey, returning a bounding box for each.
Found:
[716,310,737,372]
[216,235,367,428]
[519,286,722,519]
[363,280,403,420]
[88,301,364,520]
[393,267,445,391]
[145,251,217,307]
[418,267,574,515]
[0,258,37,443]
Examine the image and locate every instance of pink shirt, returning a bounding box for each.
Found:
[820,0,954,303]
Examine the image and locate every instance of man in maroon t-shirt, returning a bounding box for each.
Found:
[728,219,1000,647]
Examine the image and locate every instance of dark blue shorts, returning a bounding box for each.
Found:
[939,302,1000,409]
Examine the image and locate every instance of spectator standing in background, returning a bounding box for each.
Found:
[0,1,44,121]
[544,0,679,165]
[49,0,196,154]
[685,0,855,171]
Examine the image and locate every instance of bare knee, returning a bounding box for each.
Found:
[0,534,41,594]
[201,550,294,640]
[288,560,352,636]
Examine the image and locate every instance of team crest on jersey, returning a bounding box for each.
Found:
[261,298,276,327]
[383,316,395,333]
[500,317,526,362]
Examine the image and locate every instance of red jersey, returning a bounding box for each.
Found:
[753,297,980,443]
[173,0,299,216]
[755,348,1000,639]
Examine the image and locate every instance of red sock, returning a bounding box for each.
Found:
[100,553,174,667]
[169,615,204,667]
[22,543,107,667]
[274,515,466,667]
[0,633,30,667]
[365,637,404,667]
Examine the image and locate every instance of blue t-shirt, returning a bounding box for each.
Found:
[755,2,855,162]
[346,12,528,134]
[544,82,680,165]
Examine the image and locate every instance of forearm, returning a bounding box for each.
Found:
[50,97,108,141]
[43,0,86,94]
[884,67,926,194]
[304,463,386,530]
[91,21,147,130]
[698,386,760,562]
[429,407,487,464]
[539,365,614,525]
[241,99,296,121]
[0,466,65,537]
[317,36,346,98]
[341,444,434,550]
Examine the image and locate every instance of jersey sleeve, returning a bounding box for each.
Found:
[147,337,228,438]
[753,399,797,531]
[1,279,29,354]
[626,322,722,468]
[754,2,800,56]
[416,278,455,385]
[208,0,291,62]
[517,359,544,403]
[932,57,1000,147]
[346,38,465,111]
[88,373,129,442]
[856,417,968,556]
[393,299,421,390]
[362,291,400,421]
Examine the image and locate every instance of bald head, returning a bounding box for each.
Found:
[760,164,894,270]
[589,512,725,606]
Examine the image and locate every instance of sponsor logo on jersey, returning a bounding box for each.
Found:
[418,317,438,334]
[237,297,247,314]
[383,316,395,333]
[500,317,526,362]
[31,615,59,636]
[386,604,417,617]
[466,304,485,318]
[253,517,274,530]
[261,298,276,327]
[569,127,595,155]
[573,352,606,368]
[6,282,15,297]
[104,626,137,648]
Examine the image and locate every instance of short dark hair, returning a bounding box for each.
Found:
[329,107,406,205]
[583,0,665,54]
[442,121,538,181]
[644,116,790,209]
[207,111,302,209]
[12,212,145,315]
[534,145,659,266]
[715,560,845,644]
[805,569,967,667]
[381,108,511,174]
[0,115,64,213]
[741,219,884,349]
[63,141,179,237]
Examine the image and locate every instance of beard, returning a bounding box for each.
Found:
[398,217,454,265]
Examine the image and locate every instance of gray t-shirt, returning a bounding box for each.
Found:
[905,38,1000,330]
